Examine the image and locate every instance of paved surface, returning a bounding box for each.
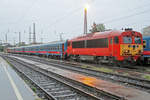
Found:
[0,57,37,100]
[12,55,150,100]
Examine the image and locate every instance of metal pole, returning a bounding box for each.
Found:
[5,34,7,43]
[41,30,43,43]
[19,32,21,45]
[60,33,63,41]
[29,26,31,44]
[84,8,87,34]
[33,23,36,44]
[13,38,16,46]
[0,39,2,45]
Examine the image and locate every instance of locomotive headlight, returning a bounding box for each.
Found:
[128,45,131,48]
[125,50,128,53]
[141,48,143,52]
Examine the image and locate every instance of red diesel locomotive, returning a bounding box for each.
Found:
[66,29,143,65]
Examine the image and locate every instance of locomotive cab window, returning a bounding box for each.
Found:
[114,37,119,44]
[135,37,141,44]
[123,36,132,43]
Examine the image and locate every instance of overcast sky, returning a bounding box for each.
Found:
[0,0,150,44]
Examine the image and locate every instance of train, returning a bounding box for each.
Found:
[142,36,150,64]
[7,41,68,59]
[6,29,143,66]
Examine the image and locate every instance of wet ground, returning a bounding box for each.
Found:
[11,55,150,100]
[0,57,37,100]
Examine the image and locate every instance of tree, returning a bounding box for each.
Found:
[89,22,105,33]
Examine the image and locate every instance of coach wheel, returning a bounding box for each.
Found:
[108,57,117,67]
[116,61,122,67]
[64,53,68,60]
[144,58,148,65]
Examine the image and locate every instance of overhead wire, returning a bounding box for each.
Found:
[103,8,150,24]
[10,0,150,42]
[97,1,150,24]
[68,2,150,34]
[45,7,83,30]
[15,0,39,25]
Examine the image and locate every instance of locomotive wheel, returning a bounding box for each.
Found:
[108,57,113,66]
[98,60,103,65]
[116,61,122,67]
[108,57,116,66]
[94,57,102,65]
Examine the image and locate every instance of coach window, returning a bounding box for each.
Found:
[114,37,119,44]
[149,40,150,48]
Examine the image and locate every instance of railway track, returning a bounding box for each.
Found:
[7,53,150,74]
[8,53,150,74]
[5,54,150,93]
[3,56,122,100]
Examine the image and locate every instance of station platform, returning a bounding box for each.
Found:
[11,55,150,100]
[0,57,37,100]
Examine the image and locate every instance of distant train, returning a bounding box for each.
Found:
[7,41,68,59]
[7,29,143,66]
[142,36,150,64]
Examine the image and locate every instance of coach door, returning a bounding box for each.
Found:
[109,37,119,56]
[109,37,113,56]
[22,48,25,53]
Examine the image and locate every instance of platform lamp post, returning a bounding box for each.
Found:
[84,4,89,34]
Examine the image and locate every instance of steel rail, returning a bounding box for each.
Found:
[8,54,150,93]
[3,56,122,100]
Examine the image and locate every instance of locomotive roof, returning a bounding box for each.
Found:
[70,30,122,41]
[69,30,142,41]
[143,36,150,40]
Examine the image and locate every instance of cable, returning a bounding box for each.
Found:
[15,0,39,24]
[103,8,150,24]
[46,7,83,30]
